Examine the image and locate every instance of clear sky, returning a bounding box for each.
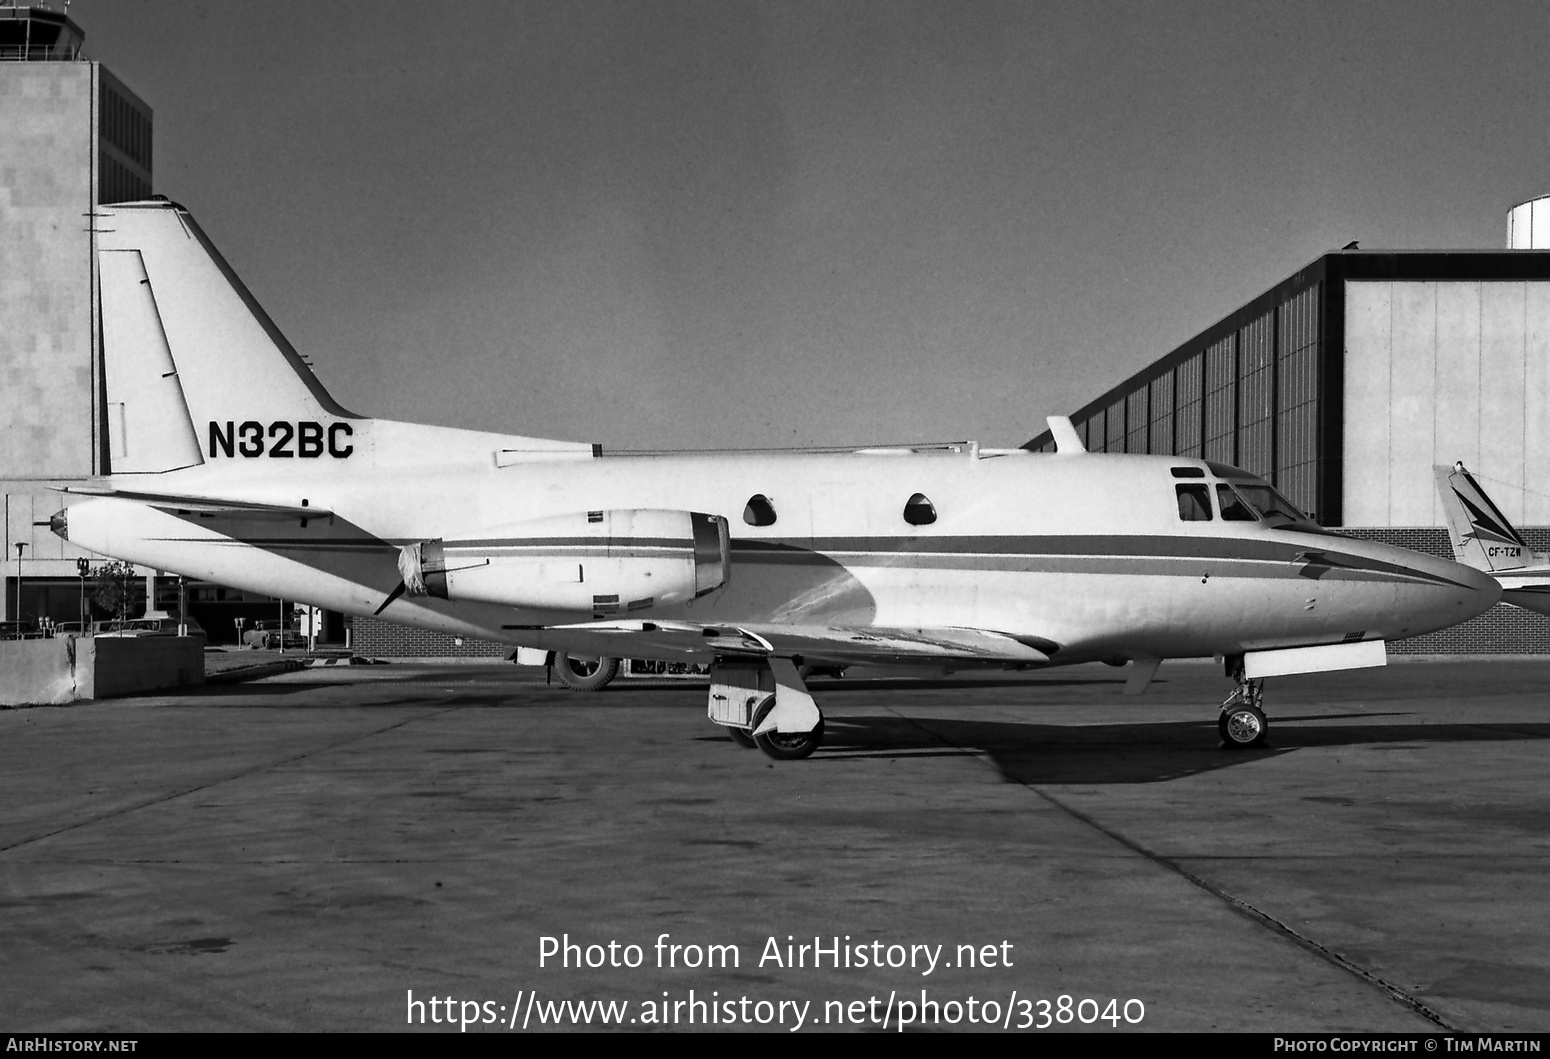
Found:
[69,0,1550,450]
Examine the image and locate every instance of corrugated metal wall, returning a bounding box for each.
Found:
[1059,281,1325,520]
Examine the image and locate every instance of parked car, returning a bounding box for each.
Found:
[92,616,207,641]
[0,620,39,640]
[239,622,303,649]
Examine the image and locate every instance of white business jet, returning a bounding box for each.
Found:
[52,201,1499,758]
[1434,462,1550,616]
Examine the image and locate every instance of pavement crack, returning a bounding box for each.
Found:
[0,707,457,857]
[888,707,1459,1032]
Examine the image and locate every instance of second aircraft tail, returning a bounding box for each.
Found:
[1433,463,1532,572]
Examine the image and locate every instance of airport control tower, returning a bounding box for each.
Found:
[1,2,153,623]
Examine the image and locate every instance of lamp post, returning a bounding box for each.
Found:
[13,542,27,628]
[76,557,89,631]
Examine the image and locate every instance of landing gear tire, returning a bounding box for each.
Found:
[754,719,825,761]
[554,654,620,691]
[749,695,825,760]
[726,726,758,748]
[1219,704,1267,749]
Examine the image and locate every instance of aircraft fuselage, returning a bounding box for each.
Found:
[61,443,1498,669]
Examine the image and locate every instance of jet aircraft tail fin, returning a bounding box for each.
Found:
[94,201,358,475]
[1433,463,1531,572]
[92,201,593,476]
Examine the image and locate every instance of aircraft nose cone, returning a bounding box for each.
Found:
[49,509,68,540]
[1346,538,1501,639]
[1420,553,1501,623]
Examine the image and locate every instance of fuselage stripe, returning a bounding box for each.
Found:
[149,531,1471,589]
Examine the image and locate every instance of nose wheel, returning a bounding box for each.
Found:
[1219,662,1267,749]
[1219,702,1267,748]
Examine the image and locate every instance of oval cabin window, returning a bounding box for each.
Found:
[903,493,937,526]
[743,494,777,527]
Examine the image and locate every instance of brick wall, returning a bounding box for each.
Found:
[1336,527,1550,654]
[351,617,507,658]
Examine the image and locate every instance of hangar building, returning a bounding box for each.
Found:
[1026,213,1550,652]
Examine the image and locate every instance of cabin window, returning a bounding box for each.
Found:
[1176,484,1213,521]
[1216,484,1258,521]
[903,493,937,526]
[743,494,777,527]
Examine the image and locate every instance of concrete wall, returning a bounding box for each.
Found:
[2,62,109,619]
[1343,280,1550,527]
[0,61,98,479]
[0,635,81,704]
[0,635,202,705]
[1,60,158,619]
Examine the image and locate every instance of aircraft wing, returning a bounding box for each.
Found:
[534,619,1056,666]
[58,484,330,520]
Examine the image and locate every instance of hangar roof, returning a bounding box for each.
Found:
[1026,248,1550,453]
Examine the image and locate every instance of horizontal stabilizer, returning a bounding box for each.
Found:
[59,483,330,521]
[1498,582,1550,617]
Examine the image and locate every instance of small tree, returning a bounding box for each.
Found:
[91,560,139,626]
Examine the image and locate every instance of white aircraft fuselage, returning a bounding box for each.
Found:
[62,425,1494,668]
[47,202,1503,758]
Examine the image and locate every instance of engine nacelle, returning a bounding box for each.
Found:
[397,508,730,613]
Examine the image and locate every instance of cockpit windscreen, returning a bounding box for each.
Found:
[1228,481,1317,529]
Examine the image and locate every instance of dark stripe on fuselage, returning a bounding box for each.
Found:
[153,535,694,557]
[731,534,1474,589]
[154,531,1472,590]
[444,536,692,551]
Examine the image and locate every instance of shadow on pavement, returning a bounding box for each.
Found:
[811,712,1550,785]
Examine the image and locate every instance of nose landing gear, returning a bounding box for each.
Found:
[1219,700,1267,748]
[1215,663,1264,753]
[1219,659,1267,749]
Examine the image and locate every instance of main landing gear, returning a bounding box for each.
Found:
[553,653,620,691]
[707,657,825,761]
[1219,658,1267,749]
